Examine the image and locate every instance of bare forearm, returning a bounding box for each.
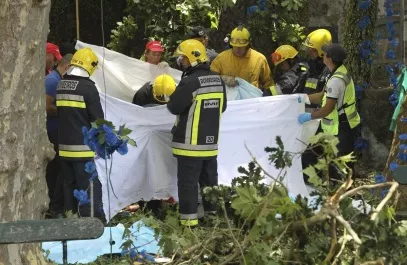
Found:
[46,106,57,116]
[308,92,324,104]
[311,107,331,119]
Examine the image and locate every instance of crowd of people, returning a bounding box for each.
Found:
[44,25,360,227]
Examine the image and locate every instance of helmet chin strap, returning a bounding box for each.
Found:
[67,66,90,77]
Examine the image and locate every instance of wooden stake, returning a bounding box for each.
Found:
[76,0,80,40]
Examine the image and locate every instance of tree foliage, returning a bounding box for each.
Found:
[106,0,235,59]
[107,0,307,66]
[48,0,127,45]
[79,133,406,265]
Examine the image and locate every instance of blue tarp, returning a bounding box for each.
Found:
[226,77,263,100]
[42,221,159,264]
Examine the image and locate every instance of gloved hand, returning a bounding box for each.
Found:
[298,113,312,124]
[157,61,169,69]
[221,75,238,87]
[297,94,310,104]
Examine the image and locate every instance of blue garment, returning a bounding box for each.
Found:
[45,70,62,133]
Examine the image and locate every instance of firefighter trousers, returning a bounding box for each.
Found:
[59,159,103,218]
[45,130,64,214]
[177,157,218,221]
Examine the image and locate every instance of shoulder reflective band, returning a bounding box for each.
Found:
[333,72,350,85]
[269,85,277,96]
[301,66,307,71]
[269,85,282,96]
[56,94,86,108]
[305,78,318,89]
[192,85,224,97]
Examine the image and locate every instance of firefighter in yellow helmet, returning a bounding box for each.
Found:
[298,44,360,180]
[132,74,176,107]
[302,29,332,112]
[211,25,273,90]
[300,29,333,183]
[167,39,227,227]
[57,47,104,218]
[263,45,308,96]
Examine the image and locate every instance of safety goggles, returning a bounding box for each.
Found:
[230,38,249,45]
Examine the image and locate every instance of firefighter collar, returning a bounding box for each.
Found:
[66,66,90,77]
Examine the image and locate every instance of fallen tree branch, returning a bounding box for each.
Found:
[331,230,349,265]
[330,171,354,204]
[222,203,247,265]
[181,235,223,257]
[322,218,338,264]
[359,258,385,265]
[334,214,362,245]
[219,250,240,265]
[370,182,399,221]
[288,210,329,231]
[339,182,397,201]
[244,143,286,189]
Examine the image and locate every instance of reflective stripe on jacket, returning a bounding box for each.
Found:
[303,58,331,112]
[264,63,308,96]
[321,65,360,135]
[167,64,227,158]
[56,75,104,160]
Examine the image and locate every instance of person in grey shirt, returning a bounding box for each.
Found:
[188,26,218,63]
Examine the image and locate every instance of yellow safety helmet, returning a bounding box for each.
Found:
[271,45,299,66]
[302,29,332,57]
[152,74,176,103]
[173,39,208,67]
[230,26,250,47]
[71,48,99,76]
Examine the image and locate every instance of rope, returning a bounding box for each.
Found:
[99,0,115,258]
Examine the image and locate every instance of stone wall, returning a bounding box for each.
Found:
[360,89,394,171]
[307,0,346,42]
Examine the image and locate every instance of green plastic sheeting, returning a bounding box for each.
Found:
[390,67,407,131]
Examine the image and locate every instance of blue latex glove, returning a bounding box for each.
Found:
[298,113,312,124]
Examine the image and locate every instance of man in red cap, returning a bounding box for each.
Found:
[46,43,62,75]
[142,40,164,65]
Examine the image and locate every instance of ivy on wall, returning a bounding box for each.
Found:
[343,0,379,98]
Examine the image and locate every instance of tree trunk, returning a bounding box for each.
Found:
[343,0,379,86]
[0,0,52,264]
[210,0,255,52]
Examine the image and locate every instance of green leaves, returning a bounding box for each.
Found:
[95,118,115,129]
[396,221,407,236]
[265,136,293,169]
[231,185,262,219]
[303,166,323,187]
[281,0,304,11]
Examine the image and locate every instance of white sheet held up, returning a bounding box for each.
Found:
[96,94,318,221]
[75,41,319,221]
[76,41,182,102]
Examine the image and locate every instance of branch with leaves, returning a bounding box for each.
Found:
[115,134,406,265]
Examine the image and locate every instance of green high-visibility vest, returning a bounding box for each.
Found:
[321,65,360,135]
